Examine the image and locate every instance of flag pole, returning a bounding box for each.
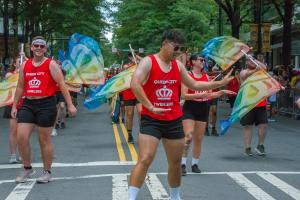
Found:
[20,43,24,64]
[129,44,137,65]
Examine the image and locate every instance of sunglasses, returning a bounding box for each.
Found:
[197,58,205,62]
[33,44,46,49]
[173,45,186,52]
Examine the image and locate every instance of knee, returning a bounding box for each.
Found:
[17,134,28,144]
[137,154,154,169]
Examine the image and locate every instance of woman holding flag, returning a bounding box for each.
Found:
[180,54,235,175]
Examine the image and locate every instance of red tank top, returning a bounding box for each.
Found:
[187,71,210,102]
[23,58,57,97]
[123,88,136,100]
[256,99,267,107]
[141,55,182,121]
[122,65,136,100]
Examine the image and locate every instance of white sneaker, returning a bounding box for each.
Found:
[37,170,51,183]
[9,154,19,164]
[15,168,36,183]
[51,129,58,136]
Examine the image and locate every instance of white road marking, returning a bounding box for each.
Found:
[0,161,136,170]
[227,173,275,200]
[257,172,300,200]
[1,171,300,185]
[112,174,128,200]
[5,181,35,200]
[145,174,169,200]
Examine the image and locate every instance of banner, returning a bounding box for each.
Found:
[262,23,271,53]
[250,23,258,51]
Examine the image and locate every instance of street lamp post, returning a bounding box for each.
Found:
[218,5,223,36]
[210,5,226,36]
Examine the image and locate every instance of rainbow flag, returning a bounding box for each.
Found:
[201,36,250,71]
[0,73,19,107]
[62,33,105,85]
[84,65,137,110]
[220,70,282,135]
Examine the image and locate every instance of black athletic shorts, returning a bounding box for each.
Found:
[70,91,78,98]
[182,100,210,122]
[17,96,57,127]
[124,99,139,106]
[3,106,12,119]
[209,98,218,106]
[56,91,65,103]
[240,106,268,126]
[140,115,184,140]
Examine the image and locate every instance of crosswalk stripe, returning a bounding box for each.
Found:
[112,174,128,200]
[257,172,300,200]
[227,173,276,200]
[145,174,169,200]
[5,181,35,200]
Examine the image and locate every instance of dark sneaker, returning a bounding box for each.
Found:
[255,145,265,156]
[245,147,253,156]
[211,128,219,136]
[61,122,66,129]
[205,128,210,136]
[128,134,134,144]
[55,123,60,129]
[181,164,187,176]
[37,171,51,183]
[191,164,201,173]
[15,168,36,183]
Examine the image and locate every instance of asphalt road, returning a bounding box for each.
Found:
[0,98,299,200]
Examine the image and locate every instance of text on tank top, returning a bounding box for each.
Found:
[141,55,182,121]
[23,58,57,97]
[187,71,210,102]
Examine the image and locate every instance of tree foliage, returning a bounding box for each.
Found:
[0,0,108,59]
[112,0,227,55]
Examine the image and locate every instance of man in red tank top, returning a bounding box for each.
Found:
[239,57,268,156]
[11,36,77,184]
[128,29,233,200]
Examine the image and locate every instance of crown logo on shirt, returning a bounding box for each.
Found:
[29,77,41,88]
[156,85,172,100]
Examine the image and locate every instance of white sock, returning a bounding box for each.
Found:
[181,157,187,165]
[192,158,199,166]
[128,186,140,200]
[170,186,181,200]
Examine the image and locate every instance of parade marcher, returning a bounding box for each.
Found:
[239,57,267,156]
[207,66,221,136]
[52,64,67,136]
[128,29,233,200]
[3,56,25,163]
[180,54,235,175]
[12,36,77,183]
[122,52,142,143]
[227,69,240,109]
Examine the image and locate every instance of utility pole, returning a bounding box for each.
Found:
[254,0,262,55]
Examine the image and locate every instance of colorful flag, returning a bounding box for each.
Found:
[220,69,282,135]
[201,36,250,71]
[62,33,105,85]
[84,65,137,110]
[0,73,19,107]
